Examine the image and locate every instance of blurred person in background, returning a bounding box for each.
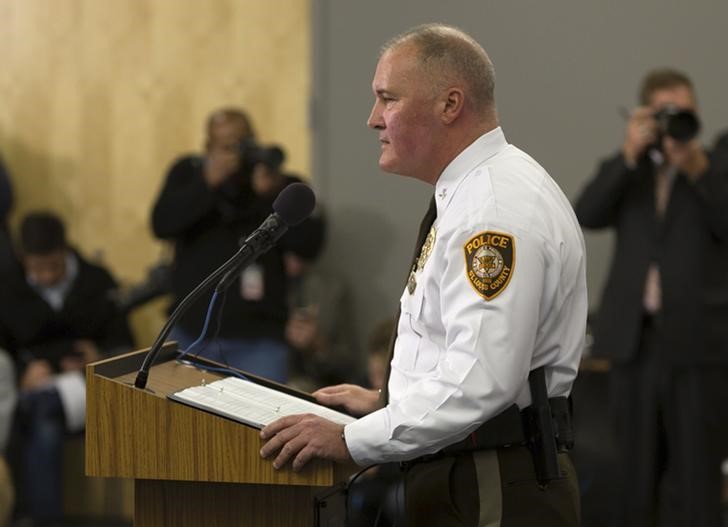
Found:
[0,348,16,527]
[151,108,318,383]
[0,154,18,275]
[364,317,396,391]
[284,207,364,391]
[574,69,728,527]
[0,211,134,526]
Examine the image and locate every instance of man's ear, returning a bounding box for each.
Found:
[441,88,465,124]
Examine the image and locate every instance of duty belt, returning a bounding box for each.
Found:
[401,367,573,485]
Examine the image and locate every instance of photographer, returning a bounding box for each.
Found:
[574,69,728,527]
[151,107,311,383]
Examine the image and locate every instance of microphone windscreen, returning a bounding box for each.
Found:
[273,182,316,226]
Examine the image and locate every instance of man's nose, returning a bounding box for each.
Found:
[367,102,384,130]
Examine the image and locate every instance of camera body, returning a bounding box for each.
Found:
[239,138,286,171]
[653,105,701,143]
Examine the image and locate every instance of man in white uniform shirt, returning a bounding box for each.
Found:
[260,24,587,526]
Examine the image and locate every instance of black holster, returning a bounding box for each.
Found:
[522,366,567,485]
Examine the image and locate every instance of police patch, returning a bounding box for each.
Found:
[463,231,515,300]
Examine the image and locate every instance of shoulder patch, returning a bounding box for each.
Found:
[463,231,515,300]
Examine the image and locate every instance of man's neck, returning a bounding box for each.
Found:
[427,120,498,185]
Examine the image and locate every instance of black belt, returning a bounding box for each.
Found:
[400,368,571,486]
[400,397,573,471]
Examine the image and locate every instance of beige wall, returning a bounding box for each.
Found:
[0,0,311,344]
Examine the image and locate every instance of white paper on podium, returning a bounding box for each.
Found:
[169,376,357,429]
[54,371,87,432]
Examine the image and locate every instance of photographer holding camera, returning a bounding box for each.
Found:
[151,108,312,383]
[575,69,728,527]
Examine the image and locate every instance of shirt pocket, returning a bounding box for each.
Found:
[400,281,425,323]
[395,282,439,373]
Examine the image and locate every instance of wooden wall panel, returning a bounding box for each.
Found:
[0,0,311,344]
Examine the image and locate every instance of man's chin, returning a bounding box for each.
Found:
[378,157,400,175]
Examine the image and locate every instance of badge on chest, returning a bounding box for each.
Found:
[407,225,436,294]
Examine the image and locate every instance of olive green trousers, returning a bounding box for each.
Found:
[402,446,580,527]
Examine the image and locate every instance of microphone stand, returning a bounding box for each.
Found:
[133,215,286,390]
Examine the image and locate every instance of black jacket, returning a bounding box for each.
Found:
[151,155,316,340]
[575,137,728,365]
[0,249,134,371]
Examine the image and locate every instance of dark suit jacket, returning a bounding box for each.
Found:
[575,138,728,365]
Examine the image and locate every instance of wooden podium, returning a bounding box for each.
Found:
[85,346,351,526]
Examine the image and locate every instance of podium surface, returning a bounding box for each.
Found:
[86,346,350,526]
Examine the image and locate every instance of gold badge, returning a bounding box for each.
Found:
[407,264,417,294]
[408,226,437,294]
[463,231,515,300]
[417,226,436,272]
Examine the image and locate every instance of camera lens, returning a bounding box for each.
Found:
[239,139,286,171]
[655,107,701,143]
[665,110,700,143]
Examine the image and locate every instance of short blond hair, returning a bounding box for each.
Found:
[382,24,496,116]
[206,107,256,139]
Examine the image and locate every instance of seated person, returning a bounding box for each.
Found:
[0,211,133,526]
[284,210,365,391]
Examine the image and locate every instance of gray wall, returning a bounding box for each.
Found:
[311,0,728,349]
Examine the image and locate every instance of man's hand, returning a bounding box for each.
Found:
[74,339,101,364]
[203,147,240,188]
[623,106,658,166]
[259,414,352,471]
[663,137,709,182]
[251,163,286,196]
[314,384,381,417]
[60,355,84,372]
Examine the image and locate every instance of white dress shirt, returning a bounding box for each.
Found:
[346,127,588,466]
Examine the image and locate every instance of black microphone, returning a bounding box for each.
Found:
[133,182,316,390]
[215,182,315,292]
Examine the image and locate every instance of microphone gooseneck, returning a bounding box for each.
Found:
[133,183,316,390]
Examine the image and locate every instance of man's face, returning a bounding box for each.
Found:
[367,45,442,180]
[648,85,697,113]
[283,252,308,278]
[648,84,700,154]
[24,249,67,288]
[206,120,248,156]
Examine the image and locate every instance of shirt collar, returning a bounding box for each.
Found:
[434,126,508,215]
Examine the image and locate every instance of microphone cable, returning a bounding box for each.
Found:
[176,280,251,381]
[176,290,220,362]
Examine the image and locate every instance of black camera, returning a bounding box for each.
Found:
[654,105,701,143]
[239,138,286,171]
